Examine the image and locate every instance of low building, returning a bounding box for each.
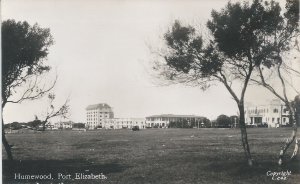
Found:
[45,124,54,130]
[245,99,290,128]
[86,103,114,129]
[146,114,205,128]
[103,118,146,129]
[53,121,73,129]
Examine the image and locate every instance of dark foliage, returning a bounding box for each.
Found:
[27,119,43,129]
[9,122,23,130]
[168,120,191,128]
[216,114,232,128]
[2,19,54,105]
[73,123,85,129]
[164,20,223,78]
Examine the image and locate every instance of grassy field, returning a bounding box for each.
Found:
[2,128,300,184]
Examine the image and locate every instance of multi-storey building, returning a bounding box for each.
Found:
[146,114,205,128]
[245,99,290,128]
[86,103,114,129]
[103,118,146,129]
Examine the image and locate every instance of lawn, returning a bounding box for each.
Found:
[2,128,300,184]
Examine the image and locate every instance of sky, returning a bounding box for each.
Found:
[2,0,299,123]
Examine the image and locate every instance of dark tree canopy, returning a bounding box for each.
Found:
[10,122,23,130]
[2,19,54,106]
[216,114,232,128]
[27,118,43,129]
[208,0,282,60]
[202,117,211,128]
[160,0,299,90]
[73,123,85,129]
[164,20,223,79]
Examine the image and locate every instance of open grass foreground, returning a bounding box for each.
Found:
[2,128,300,184]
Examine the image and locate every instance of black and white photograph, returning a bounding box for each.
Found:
[1,0,300,183]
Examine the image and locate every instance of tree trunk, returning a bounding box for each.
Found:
[279,95,300,164]
[2,120,13,160]
[290,139,298,160]
[291,99,300,160]
[278,110,297,165]
[42,121,46,131]
[238,104,253,166]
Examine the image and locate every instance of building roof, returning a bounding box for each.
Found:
[86,103,112,110]
[270,99,283,105]
[105,118,145,121]
[146,114,204,118]
[54,121,74,125]
[246,99,285,108]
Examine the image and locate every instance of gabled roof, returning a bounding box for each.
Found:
[86,103,112,110]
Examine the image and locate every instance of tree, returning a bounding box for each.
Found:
[27,116,43,130]
[73,123,85,129]
[40,93,69,131]
[10,122,22,130]
[243,0,299,165]
[3,123,11,129]
[201,117,211,128]
[216,115,232,128]
[2,19,54,160]
[168,119,190,128]
[151,0,294,166]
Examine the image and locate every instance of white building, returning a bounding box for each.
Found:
[245,99,290,128]
[103,118,146,129]
[86,103,114,129]
[146,114,205,128]
[53,121,73,129]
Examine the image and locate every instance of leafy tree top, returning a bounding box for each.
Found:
[160,0,299,90]
[2,19,54,105]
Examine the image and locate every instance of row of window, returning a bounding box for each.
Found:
[146,118,201,121]
[87,111,109,114]
[104,121,145,125]
[87,122,102,125]
[248,108,281,114]
[87,115,108,118]
[87,119,102,121]
[266,117,287,122]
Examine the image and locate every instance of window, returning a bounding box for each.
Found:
[273,108,278,113]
